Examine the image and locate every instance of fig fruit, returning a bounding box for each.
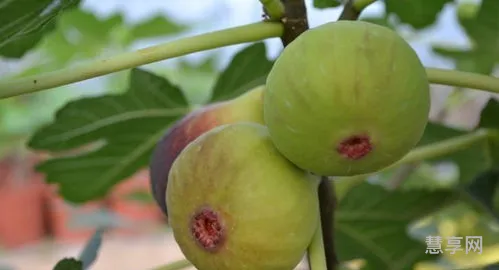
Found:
[167,122,320,270]
[149,86,265,216]
[264,20,430,176]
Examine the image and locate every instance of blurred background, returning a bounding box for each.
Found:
[0,0,497,269]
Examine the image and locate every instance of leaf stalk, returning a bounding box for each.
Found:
[0,22,283,99]
[426,67,499,93]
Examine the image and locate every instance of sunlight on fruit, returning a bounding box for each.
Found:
[438,219,458,238]
[444,244,499,269]
[414,261,447,270]
[340,258,366,270]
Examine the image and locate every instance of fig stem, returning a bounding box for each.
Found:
[338,0,377,20]
[150,259,192,270]
[308,198,328,270]
[0,22,283,100]
[426,67,499,93]
[260,0,285,20]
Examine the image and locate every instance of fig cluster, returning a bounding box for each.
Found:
[149,20,430,270]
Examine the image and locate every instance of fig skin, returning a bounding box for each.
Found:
[167,122,321,270]
[264,20,430,176]
[149,86,265,216]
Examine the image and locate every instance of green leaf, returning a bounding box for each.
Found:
[336,182,457,269]
[384,0,454,29]
[458,0,499,57]
[53,258,83,270]
[432,46,496,75]
[416,123,492,185]
[313,0,342,9]
[41,9,125,65]
[28,68,190,203]
[162,57,219,105]
[477,99,499,166]
[465,169,499,219]
[209,42,274,102]
[0,0,81,58]
[126,15,187,44]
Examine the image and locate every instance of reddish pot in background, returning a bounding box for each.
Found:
[108,169,164,236]
[0,155,46,249]
[0,182,45,249]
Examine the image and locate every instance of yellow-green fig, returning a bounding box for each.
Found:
[166,122,320,270]
[264,20,430,176]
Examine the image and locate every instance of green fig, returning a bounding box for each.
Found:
[264,20,430,176]
[149,86,265,216]
[167,122,320,270]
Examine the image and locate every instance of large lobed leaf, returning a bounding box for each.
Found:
[29,68,190,202]
[335,182,457,269]
[0,0,81,58]
[28,42,273,203]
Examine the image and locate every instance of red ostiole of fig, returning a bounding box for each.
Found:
[190,207,226,252]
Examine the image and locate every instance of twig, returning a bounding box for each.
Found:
[426,67,499,93]
[307,207,328,270]
[338,0,377,20]
[279,0,309,46]
[318,177,338,269]
[385,163,420,190]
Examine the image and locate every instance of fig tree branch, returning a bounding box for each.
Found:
[279,0,309,46]
[385,163,421,190]
[0,22,283,100]
[426,68,499,93]
[338,0,377,20]
[318,177,338,269]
